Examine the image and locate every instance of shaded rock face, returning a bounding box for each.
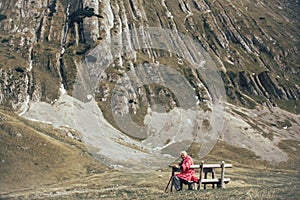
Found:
[224,70,299,109]
[0,0,299,115]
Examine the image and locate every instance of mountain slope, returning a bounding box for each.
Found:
[0,107,106,193]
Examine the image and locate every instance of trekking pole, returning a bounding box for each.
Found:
[165,166,175,192]
[164,174,172,192]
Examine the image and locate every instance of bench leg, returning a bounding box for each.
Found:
[204,173,207,189]
[212,171,215,189]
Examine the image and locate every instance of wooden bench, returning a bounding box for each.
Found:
[170,161,232,191]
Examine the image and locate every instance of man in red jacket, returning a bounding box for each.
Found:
[172,151,198,191]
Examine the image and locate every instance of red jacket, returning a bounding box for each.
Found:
[176,155,199,183]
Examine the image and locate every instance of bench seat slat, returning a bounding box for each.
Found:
[186,178,231,184]
[200,178,230,184]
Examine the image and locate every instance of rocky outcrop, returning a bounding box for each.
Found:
[224,70,299,109]
[0,0,299,116]
[0,68,27,111]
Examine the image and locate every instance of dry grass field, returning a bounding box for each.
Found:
[1,165,299,199]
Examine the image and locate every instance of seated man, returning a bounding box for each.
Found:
[172,151,198,191]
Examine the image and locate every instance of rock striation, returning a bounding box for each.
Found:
[0,0,298,114]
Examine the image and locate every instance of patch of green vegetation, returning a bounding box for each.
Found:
[61,48,84,92]
[105,66,125,77]
[207,140,271,168]
[129,98,148,127]
[150,83,176,112]
[276,119,292,129]
[245,92,266,105]
[0,45,28,70]
[202,119,210,131]
[225,86,258,109]
[32,44,60,94]
[277,140,300,170]
[247,120,264,133]
[69,43,90,55]
[35,68,60,102]
[262,131,274,141]
[231,109,248,119]
[273,99,300,115]
[161,1,188,31]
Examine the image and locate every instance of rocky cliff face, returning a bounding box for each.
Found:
[0,0,299,114]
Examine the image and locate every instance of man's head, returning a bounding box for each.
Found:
[180,151,188,160]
